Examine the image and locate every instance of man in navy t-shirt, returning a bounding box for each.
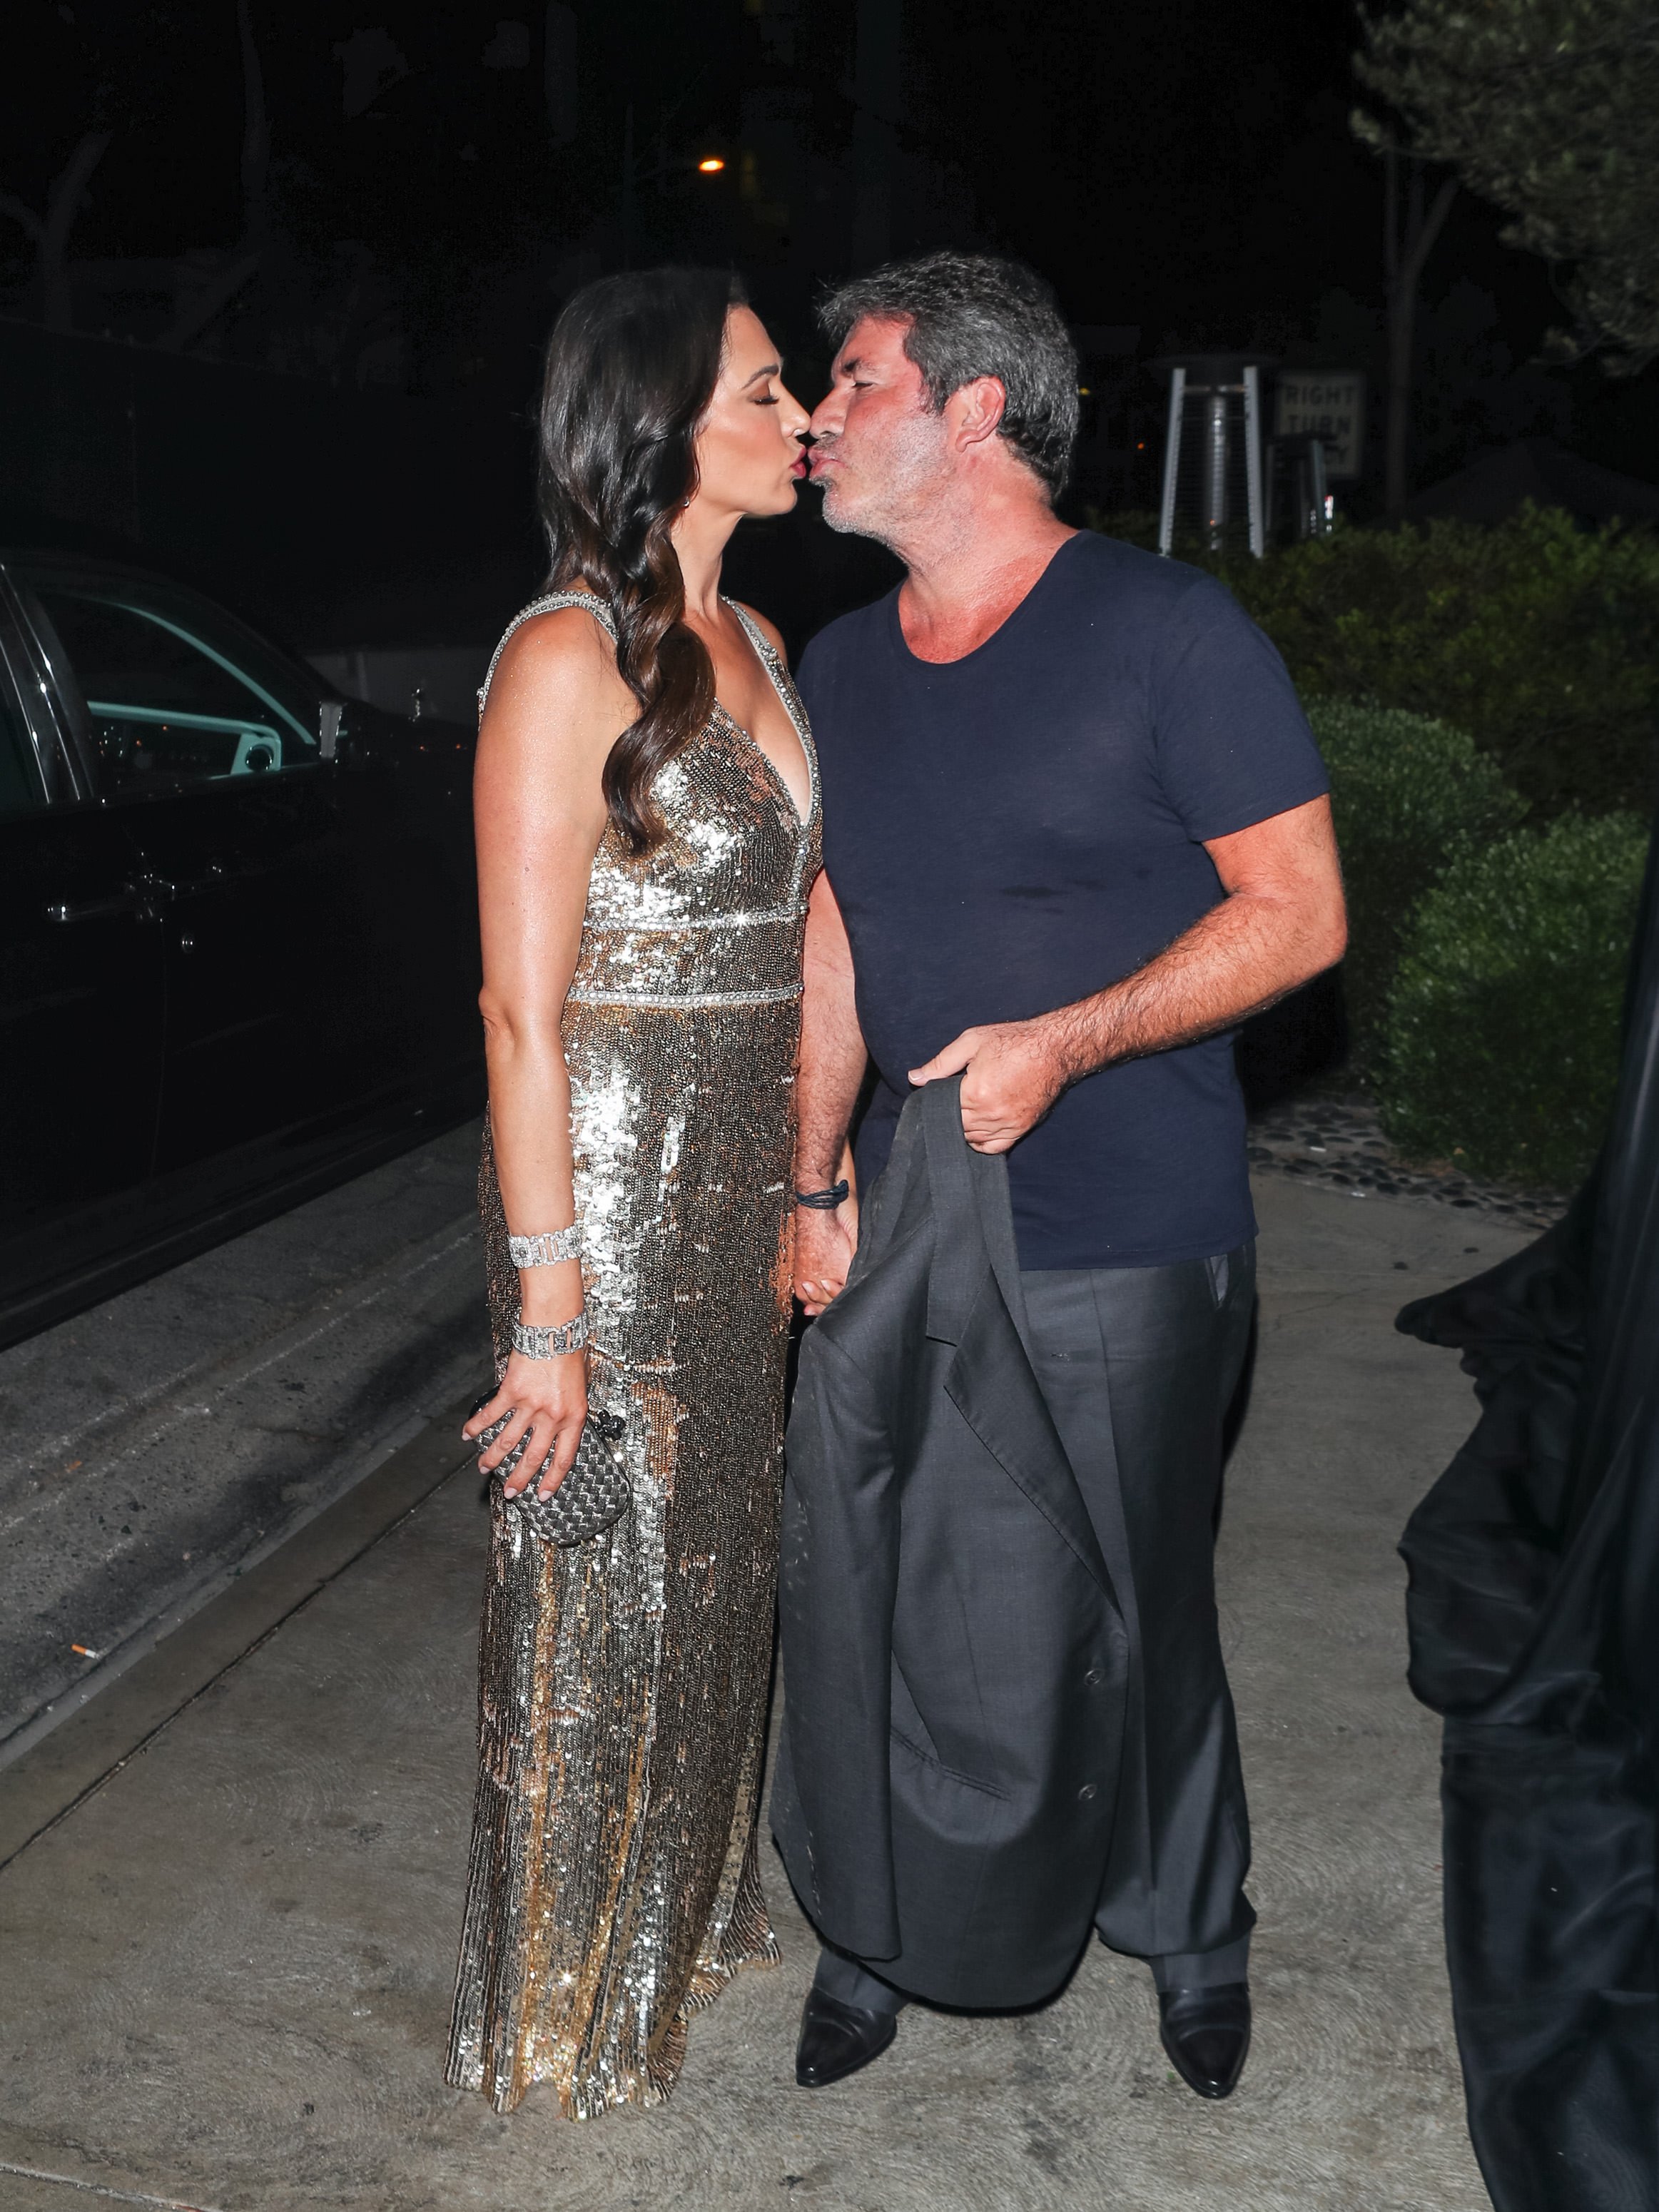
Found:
[783,253,1346,2099]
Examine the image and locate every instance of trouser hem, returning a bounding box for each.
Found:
[1145,1930,1252,1992]
[811,1945,910,2016]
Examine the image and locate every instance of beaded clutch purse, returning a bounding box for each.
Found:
[468,1390,631,1546]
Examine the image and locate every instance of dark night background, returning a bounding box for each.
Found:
[4,0,1657,658]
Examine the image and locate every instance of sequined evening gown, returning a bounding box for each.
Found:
[446,594,819,2119]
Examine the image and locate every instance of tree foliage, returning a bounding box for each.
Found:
[1354,0,1659,371]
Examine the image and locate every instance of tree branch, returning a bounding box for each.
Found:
[1401,173,1458,296]
[40,129,112,330]
[237,0,270,231]
[1384,138,1399,289]
[43,131,113,268]
[155,250,261,352]
[0,191,44,245]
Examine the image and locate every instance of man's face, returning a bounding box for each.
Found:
[807,316,951,543]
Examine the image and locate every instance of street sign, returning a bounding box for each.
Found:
[1275,370,1366,481]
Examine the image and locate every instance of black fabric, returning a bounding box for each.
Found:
[772,1073,1132,2009]
[1157,1980,1253,2100]
[1020,1259,1257,1971]
[1396,811,1659,2210]
[811,1947,909,2018]
[796,529,1329,1271]
[1150,1933,1253,1995]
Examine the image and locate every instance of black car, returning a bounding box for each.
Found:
[0,551,484,1350]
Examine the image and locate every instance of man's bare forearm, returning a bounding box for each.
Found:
[796,875,868,1187]
[797,983,866,1185]
[1044,880,1341,1084]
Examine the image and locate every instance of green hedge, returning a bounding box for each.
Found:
[1229,511,1659,818]
[1307,699,1526,1070]
[1088,507,1659,818]
[1377,811,1649,1187]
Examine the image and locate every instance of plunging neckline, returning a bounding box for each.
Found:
[714,702,812,831]
[716,602,814,831]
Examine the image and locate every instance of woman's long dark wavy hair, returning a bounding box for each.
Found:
[537,265,746,854]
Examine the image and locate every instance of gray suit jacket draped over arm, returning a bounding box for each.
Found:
[771,1075,1131,2009]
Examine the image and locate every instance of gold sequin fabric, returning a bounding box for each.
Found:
[446,594,819,2119]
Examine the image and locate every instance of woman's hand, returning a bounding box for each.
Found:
[464,1348,589,1501]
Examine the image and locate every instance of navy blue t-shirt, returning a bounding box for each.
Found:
[796,530,1329,1270]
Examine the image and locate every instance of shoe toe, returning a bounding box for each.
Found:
[1158,1982,1252,2101]
[795,1994,898,2088]
[1172,2025,1247,2096]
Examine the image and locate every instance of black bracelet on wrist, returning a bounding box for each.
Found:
[794,1179,851,1210]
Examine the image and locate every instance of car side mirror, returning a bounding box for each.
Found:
[319,701,343,761]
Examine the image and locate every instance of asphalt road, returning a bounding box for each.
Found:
[0,1122,490,1764]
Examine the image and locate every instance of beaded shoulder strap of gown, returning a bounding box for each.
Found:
[726,599,784,681]
[725,598,809,744]
[477,591,619,726]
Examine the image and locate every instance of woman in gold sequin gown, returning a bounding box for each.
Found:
[445,271,819,2117]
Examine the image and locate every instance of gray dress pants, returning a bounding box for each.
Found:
[1021,1246,1256,1990]
[814,1243,1256,2017]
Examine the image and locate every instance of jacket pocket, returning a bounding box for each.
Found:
[891,1655,1009,1800]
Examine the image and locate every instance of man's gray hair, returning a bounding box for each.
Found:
[817,250,1078,496]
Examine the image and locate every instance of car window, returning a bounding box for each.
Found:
[25,581,320,796]
[0,623,49,818]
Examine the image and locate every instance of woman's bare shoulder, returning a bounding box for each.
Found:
[477,606,631,817]
[487,601,626,716]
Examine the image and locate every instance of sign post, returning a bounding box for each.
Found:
[1274,371,1366,482]
[1152,353,1277,559]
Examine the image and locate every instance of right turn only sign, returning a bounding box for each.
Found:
[1275,372,1366,481]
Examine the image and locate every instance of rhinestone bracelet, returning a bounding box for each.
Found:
[510,1312,589,1359]
[507,1225,582,1268]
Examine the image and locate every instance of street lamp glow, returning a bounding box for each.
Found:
[697,156,725,173]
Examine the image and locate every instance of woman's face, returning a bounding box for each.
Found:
[689,305,811,522]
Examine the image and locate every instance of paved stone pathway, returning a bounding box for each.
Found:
[1250,1090,1565,1235]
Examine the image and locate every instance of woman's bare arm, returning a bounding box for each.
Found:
[465,604,630,1496]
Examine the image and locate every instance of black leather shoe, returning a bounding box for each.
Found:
[1158,1982,1252,2099]
[795,1988,899,2088]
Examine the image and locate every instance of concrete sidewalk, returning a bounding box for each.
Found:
[0,1123,490,1765]
[0,1174,1526,2212]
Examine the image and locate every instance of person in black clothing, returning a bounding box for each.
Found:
[1394,810,1659,2209]
[783,252,1347,2095]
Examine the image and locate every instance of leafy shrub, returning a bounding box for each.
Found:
[1227,510,1659,818]
[1084,508,1161,551]
[1378,811,1650,1188]
[1307,700,1528,1070]
[1088,506,1659,818]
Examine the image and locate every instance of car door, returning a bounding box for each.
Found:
[11,564,361,1196]
[0,582,166,1329]
[325,701,483,1117]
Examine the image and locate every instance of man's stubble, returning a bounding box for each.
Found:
[816,405,951,556]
